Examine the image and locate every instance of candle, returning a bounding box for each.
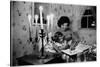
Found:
[46,15,50,31]
[28,14,32,27]
[35,14,39,27]
[39,6,43,29]
[50,13,54,32]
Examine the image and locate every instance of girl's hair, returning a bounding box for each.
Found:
[52,31,64,42]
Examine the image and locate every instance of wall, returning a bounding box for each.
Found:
[11,2,34,65]
[79,29,96,45]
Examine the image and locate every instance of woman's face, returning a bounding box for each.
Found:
[61,23,68,30]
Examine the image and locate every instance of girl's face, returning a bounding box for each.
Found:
[59,36,64,43]
[61,23,68,30]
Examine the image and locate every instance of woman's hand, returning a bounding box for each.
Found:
[52,43,62,53]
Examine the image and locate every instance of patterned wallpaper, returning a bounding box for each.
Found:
[11,1,33,59]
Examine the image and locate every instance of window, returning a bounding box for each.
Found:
[81,6,96,29]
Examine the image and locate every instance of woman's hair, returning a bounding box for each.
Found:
[57,16,70,28]
[55,31,63,37]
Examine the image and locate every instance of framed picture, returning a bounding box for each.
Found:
[10,0,96,66]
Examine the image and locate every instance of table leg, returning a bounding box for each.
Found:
[62,54,69,62]
[77,53,81,62]
[83,52,86,62]
[66,55,69,62]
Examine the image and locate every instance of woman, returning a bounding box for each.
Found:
[53,16,80,51]
[45,16,79,52]
[45,16,80,62]
[53,16,72,49]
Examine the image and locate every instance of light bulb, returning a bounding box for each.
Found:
[28,14,31,22]
[35,14,39,20]
[39,6,43,11]
[47,15,50,20]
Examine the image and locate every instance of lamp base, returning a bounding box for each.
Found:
[38,55,46,59]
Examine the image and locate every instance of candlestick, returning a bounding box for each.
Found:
[28,14,32,42]
[35,14,39,27]
[46,15,50,32]
[50,14,54,32]
[35,14,39,43]
[39,6,43,29]
[28,14,32,27]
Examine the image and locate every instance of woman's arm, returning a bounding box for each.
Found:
[70,31,80,50]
